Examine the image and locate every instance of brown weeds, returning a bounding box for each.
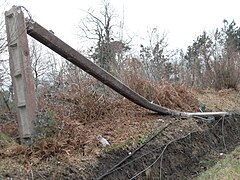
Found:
[0,76,199,161]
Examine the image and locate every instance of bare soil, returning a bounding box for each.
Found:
[88,117,240,179]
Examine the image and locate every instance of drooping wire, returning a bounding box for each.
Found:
[19,6,33,21]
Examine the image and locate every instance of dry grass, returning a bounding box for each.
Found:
[0,76,200,162]
[125,74,199,111]
[0,76,239,179]
[193,88,240,112]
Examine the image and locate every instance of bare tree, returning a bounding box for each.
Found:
[0,0,8,55]
[79,0,129,74]
[0,0,8,63]
[0,1,13,112]
[29,39,44,89]
[29,39,61,91]
[140,28,176,82]
[179,20,240,90]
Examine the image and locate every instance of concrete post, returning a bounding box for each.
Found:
[5,6,36,145]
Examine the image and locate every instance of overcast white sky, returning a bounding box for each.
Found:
[5,0,240,52]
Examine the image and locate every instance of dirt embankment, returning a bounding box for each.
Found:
[80,116,240,179]
[0,87,239,179]
[2,116,237,180]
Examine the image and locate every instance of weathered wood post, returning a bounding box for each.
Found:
[5,6,36,145]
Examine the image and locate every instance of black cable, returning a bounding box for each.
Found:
[129,132,191,179]
[19,6,33,21]
[96,122,174,180]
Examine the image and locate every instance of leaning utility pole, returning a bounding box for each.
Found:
[5,6,36,145]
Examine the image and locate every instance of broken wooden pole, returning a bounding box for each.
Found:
[24,19,233,119]
[25,19,179,116]
[5,6,36,145]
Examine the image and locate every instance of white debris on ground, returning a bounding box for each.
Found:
[96,135,110,147]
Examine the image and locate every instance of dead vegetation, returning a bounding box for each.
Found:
[1,4,240,179]
[0,76,239,179]
[0,78,199,159]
